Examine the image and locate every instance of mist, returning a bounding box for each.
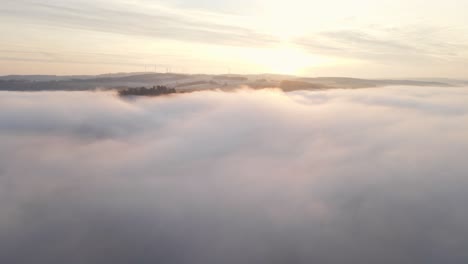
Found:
[1,87,468,263]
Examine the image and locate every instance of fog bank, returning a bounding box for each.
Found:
[1,87,468,263]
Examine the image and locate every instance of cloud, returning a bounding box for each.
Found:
[295,27,468,64]
[0,0,277,47]
[1,87,468,263]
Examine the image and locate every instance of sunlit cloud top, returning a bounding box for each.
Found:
[1,0,468,77]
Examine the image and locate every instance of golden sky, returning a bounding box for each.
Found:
[1,0,468,77]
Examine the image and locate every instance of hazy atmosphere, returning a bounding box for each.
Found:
[2,0,468,263]
[2,87,468,263]
[2,0,468,77]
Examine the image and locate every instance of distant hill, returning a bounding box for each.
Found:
[298,77,453,89]
[0,73,458,92]
[279,80,330,91]
[0,72,148,82]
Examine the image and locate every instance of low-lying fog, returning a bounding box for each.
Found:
[1,87,468,263]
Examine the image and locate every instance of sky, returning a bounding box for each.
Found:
[1,86,468,263]
[1,0,468,77]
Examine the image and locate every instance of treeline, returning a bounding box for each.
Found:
[118,86,177,97]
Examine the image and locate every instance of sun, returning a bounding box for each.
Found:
[249,44,332,75]
[261,47,312,75]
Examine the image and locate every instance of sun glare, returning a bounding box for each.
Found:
[250,45,333,75]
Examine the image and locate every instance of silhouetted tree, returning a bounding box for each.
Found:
[119,85,177,97]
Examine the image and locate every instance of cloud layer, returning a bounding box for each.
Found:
[1,87,468,263]
[1,0,276,47]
